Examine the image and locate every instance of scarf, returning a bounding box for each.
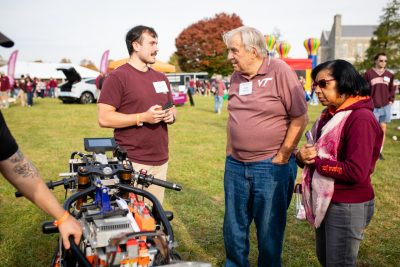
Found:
[302,109,352,228]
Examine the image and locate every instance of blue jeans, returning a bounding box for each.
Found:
[27,92,33,106]
[373,104,392,123]
[223,155,297,267]
[50,87,56,98]
[214,95,223,113]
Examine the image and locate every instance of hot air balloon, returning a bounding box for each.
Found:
[304,38,320,68]
[276,42,291,58]
[265,35,276,57]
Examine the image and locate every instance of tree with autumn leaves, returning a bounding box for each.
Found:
[175,13,243,76]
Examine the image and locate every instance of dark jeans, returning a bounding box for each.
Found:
[223,155,297,267]
[187,88,195,106]
[316,200,375,267]
[27,92,33,106]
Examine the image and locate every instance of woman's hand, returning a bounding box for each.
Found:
[297,144,318,165]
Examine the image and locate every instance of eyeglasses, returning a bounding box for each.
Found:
[379,59,387,62]
[312,78,335,89]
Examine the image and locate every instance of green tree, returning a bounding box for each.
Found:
[168,52,182,73]
[175,13,243,76]
[355,0,400,78]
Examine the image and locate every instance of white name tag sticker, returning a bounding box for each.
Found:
[383,76,390,82]
[153,81,169,93]
[239,82,253,96]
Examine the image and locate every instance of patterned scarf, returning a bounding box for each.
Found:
[302,109,352,228]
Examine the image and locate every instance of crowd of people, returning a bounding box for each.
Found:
[0,24,397,267]
[0,73,58,108]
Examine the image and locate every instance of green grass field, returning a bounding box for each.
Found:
[1,96,399,266]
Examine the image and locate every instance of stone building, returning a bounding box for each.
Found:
[318,14,377,64]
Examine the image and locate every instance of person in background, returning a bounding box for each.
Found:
[196,79,204,95]
[17,75,27,107]
[187,78,195,106]
[214,75,226,115]
[222,26,308,266]
[25,75,34,107]
[95,72,106,90]
[364,52,395,160]
[0,111,82,249]
[297,60,382,266]
[204,80,211,96]
[299,75,310,102]
[0,72,11,109]
[97,25,176,204]
[48,77,58,98]
[36,78,46,98]
[12,79,20,98]
[95,72,106,101]
[32,77,38,98]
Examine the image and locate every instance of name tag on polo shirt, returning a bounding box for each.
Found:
[239,82,253,96]
[153,81,169,93]
[383,76,390,83]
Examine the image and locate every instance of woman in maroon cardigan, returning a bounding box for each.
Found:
[296,60,383,266]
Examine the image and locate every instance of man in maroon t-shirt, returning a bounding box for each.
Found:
[364,52,395,160]
[97,25,176,204]
[222,26,308,266]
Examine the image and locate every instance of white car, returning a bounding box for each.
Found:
[57,67,98,104]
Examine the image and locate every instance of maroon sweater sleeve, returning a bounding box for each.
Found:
[314,116,381,183]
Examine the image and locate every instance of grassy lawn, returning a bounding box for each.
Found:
[1,96,399,266]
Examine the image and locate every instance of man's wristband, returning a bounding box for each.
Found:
[53,211,70,227]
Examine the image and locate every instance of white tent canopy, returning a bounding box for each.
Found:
[0,61,99,79]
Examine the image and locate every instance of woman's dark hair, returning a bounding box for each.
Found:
[125,25,157,55]
[311,59,370,96]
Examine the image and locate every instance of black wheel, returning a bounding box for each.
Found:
[80,92,94,104]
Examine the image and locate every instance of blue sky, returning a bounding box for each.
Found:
[0,0,390,67]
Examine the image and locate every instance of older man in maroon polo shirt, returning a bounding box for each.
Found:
[222,26,308,267]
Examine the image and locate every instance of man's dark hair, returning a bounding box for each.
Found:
[311,59,370,97]
[374,52,386,61]
[125,25,157,55]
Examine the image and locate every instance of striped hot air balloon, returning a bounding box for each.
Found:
[304,38,320,69]
[303,38,320,56]
[265,35,276,52]
[276,42,291,58]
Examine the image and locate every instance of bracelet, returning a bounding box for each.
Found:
[53,211,70,227]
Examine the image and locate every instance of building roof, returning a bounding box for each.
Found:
[342,25,377,37]
[322,30,331,40]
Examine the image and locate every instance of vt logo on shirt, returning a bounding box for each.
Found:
[258,77,273,87]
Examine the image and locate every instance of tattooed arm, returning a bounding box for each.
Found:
[0,149,82,249]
